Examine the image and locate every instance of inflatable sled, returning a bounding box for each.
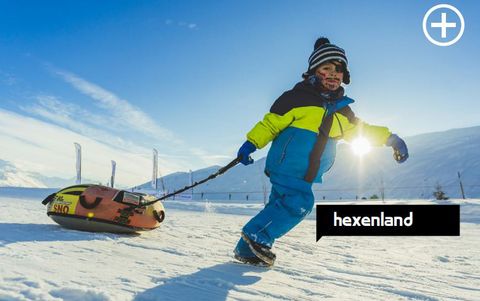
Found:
[42,184,165,234]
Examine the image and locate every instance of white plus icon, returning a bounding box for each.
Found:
[431,12,456,38]
[423,4,465,47]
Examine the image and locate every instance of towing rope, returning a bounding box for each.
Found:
[136,157,241,208]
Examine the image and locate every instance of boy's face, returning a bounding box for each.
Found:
[315,61,344,91]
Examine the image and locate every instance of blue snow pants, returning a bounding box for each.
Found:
[234,173,314,258]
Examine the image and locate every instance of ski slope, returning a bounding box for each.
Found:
[1,194,479,301]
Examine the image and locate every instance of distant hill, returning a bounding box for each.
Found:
[136,126,480,200]
[2,126,480,199]
[0,159,47,188]
[0,159,95,189]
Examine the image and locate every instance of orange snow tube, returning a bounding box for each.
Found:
[42,184,165,234]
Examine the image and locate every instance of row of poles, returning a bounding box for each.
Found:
[73,142,469,200]
[73,142,189,195]
[73,142,165,191]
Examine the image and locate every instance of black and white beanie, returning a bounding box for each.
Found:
[303,37,350,84]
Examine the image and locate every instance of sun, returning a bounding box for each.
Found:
[350,137,372,157]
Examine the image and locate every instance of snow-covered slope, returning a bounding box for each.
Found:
[0,159,47,188]
[324,126,480,199]
[1,190,479,300]
[136,126,480,200]
[3,126,480,199]
[0,159,97,189]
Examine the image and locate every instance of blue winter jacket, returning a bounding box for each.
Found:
[246,81,392,184]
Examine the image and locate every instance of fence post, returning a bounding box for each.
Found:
[458,171,466,199]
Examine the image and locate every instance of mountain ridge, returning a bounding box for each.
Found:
[2,125,479,199]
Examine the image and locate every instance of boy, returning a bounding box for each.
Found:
[234,37,408,267]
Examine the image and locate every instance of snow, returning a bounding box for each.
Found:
[1,191,479,300]
[0,160,47,188]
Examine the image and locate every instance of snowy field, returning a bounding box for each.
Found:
[1,194,479,301]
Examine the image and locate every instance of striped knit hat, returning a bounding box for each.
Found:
[303,37,350,84]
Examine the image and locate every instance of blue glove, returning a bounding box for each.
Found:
[237,141,256,165]
[386,134,409,163]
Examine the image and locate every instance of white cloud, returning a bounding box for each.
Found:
[20,95,150,153]
[165,19,197,30]
[0,108,186,187]
[1,65,231,187]
[45,67,226,166]
[51,68,178,142]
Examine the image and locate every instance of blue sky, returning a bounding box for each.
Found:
[0,0,479,186]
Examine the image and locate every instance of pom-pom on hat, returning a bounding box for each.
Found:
[303,37,350,84]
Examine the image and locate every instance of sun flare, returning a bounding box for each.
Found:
[350,137,372,157]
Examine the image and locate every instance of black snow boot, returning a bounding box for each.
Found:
[233,252,271,267]
[241,232,276,266]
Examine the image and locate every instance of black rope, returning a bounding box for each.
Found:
[137,157,241,208]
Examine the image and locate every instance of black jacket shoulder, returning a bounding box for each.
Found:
[270,81,327,116]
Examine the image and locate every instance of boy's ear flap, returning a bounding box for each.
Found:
[335,61,350,85]
[343,69,351,85]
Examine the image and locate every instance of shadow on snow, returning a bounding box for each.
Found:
[0,222,137,246]
[134,262,267,301]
